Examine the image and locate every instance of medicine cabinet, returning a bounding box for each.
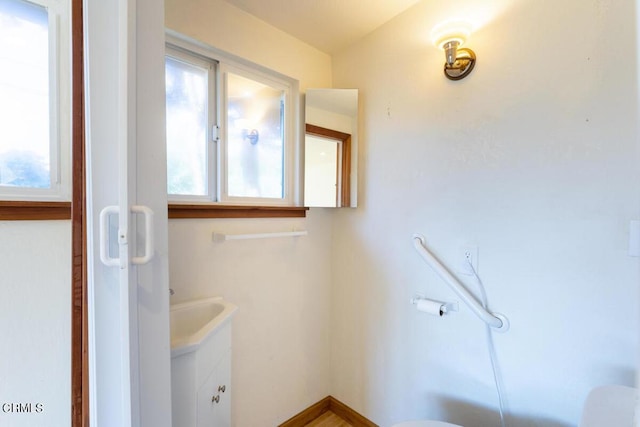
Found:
[304,89,358,208]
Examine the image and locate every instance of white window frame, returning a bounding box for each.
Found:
[165,45,217,203]
[165,30,300,207]
[0,0,71,201]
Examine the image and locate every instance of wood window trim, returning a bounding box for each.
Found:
[305,123,351,207]
[169,204,308,219]
[70,0,88,424]
[0,201,71,220]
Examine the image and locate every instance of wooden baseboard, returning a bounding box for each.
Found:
[327,396,378,427]
[279,396,332,427]
[279,396,378,427]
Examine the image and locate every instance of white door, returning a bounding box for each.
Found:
[84,0,172,426]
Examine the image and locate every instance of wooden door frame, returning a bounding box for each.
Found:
[305,123,352,207]
[71,0,87,424]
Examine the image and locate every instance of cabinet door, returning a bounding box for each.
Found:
[197,352,231,427]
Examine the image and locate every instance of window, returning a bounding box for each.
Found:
[165,35,298,208]
[0,0,70,201]
[165,47,215,199]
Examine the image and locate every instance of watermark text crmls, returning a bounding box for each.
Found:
[2,403,44,413]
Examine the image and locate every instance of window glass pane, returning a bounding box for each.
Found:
[165,55,209,196]
[227,73,284,199]
[0,0,50,189]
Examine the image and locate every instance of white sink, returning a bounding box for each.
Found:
[170,297,237,425]
[170,296,237,357]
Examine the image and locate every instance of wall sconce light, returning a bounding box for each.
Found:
[432,23,476,81]
[438,37,475,81]
[242,129,259,145]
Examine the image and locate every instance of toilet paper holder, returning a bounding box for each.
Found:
[410,296,459,316]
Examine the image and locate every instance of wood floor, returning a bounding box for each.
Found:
[305,410,353,427]
[278,396,376,427]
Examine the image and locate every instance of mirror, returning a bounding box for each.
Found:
[304,89,358,207]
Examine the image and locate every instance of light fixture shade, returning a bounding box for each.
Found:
[442,40,459,66]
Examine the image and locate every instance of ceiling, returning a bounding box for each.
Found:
[223,0,421,54]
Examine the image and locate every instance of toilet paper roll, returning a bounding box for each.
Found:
[416,299,445,317]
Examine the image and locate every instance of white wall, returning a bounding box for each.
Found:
[0,221,70,427]
[165,0,331,90]
[306,106,354,134]
[165,2,334,425]
[330,1,640,426]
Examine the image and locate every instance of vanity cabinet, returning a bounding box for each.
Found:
[196,352,231,427]
[171,319,233,427]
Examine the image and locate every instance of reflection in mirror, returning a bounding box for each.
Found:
[304,89,358,207]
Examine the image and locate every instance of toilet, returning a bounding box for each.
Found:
[579,385,637,427]
[391,385,638,427]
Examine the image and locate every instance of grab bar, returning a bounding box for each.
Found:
[412,234,509,332]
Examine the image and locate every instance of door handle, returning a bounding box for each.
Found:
[131,205,154,265]
[99,206,120,267]
[99,205,154,266]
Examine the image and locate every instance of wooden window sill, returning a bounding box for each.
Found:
[0,201,72,220]
[168,204,308,219]
[0,202,307,220]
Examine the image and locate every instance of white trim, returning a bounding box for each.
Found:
[165,46,218,201]
[219,62,295,205]
[48,0,72,201]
